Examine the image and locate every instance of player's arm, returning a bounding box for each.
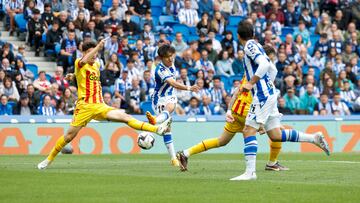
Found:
[165,78,199,92]
[225,86,241,123]
[243,55,271,91]
[79,39,106,67]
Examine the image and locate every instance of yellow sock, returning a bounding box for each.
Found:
[47,136,68,161]
[128,118,157,133]
[269,141,282,163]
[187,138,220,156]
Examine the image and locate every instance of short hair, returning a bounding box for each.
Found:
[82,41,97,52]
[125,10,132,15]
[263,44,276,56]
[334,92,341,96]
[68,29,75,34]
[157,44,176,58]
[237,20,254,41]
[213,76,221,81]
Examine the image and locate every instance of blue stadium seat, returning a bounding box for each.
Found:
[151,0,164,7]
[225,26,238,40]
[188,27,197,35]
[14,14,27,32]
[218,75,230,91]
[187,35,199,42]
[228,15,245,26]
[281,27,294,36]
[308,45,314,56]
[310,34,320,45]
[140,101,155,114]
[102,6,109,15]
[159,15,176,25]
[229,75,242,85]
[131,15,140,25]
[173,24,190,37]
[45,74,52,81]
[118,54,127,67]
[103,0,112,7]
[215,34,223,41]
[151,6,163,17]
[188,68,198,75]
[26,64,39,77]
[7,101,16,108]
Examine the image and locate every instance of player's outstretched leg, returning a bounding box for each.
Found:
[107,109,171,136]
[146,110,170,125]
[266,141,289,171]
[38,126,82,170]
[177,130,234,171]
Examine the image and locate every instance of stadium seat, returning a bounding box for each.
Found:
[188,27,197,35]
[131,15,141,25]
[140,101,155,114]
[281,27,294,36]
[187,35,199,42]
[308,45,314,56]
[215,34,223,41]
[173,24,190,37]
[159,15,176,25]
[103,0,112,7]
[14,14,27,32]
[218,75,230,91]
[225,26,238,40]
[228,15,245,26]
[7,101,16,108]
[229,75,243,85]
[26,64,39,78]
[151,0,164,7]
[45,74,52,81]
[310,34,320,45]
[118,54,127,67]
[151,6,162,17]
[188,68,198,75]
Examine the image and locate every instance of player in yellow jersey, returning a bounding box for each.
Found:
[176,45,288,172]
[37,39,171,169]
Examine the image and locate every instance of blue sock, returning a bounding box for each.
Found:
[281,129,314,142]
[163,132,176,159]
[244,136,258,173]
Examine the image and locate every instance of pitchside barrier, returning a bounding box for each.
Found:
[0,115,359,155]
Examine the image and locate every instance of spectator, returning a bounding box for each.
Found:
[210,11,226,34]
[33,71,51,94]
[230,80,240,95]
[321,78,336,98]
[178,0,199,27]
[299,75,320,98]
[232,0,248,16]
[331,92,351,116]
[0,43,15,66]
[171,32,188,56]
[59,30,77,73]
[350,0,360,28]
[340,80,357,103]
[199,0,214,16]
[5,0,23,36]
[315,12,331,35]
[105,8,122,33]
[16,44,27,63]
[283,1,297,27]
[350,56,359,75]
[0,76,19,102]
[55,99,66,115]
[293,21,310,46]
[93,11,105,32]
[37,94,56,116]
[42,3,54,27]
[208,29,222,53]
[125,77,146,114]
[62,88,76,114]
[100,61,120,94]
[45,21,62,53]
[250,0,265,17]
[294,46,311,71]
[129,0,150,17]
[282,34,297,57]
[184,96,201,116]
[107,0,127,21]
[221,31,237,52]
[0,94,13,115]
[15,59,33,83]
[210,76,227,110]
[24,0,35,20]
[265,0,284,25]
[283,87,300,113]
[175,49,195,69]
[199,95,215,115]
[332,10,346,31]
[114,70,131,103]
[166,0,182,16]
[300,83,318,114]
[13,71,27,95]
[216,50,234,77]
[278,97,293,115]
[74,11,88,32]
[71,0,90,22]
[140,70,155,100]
[204,39,218,65]
[51,0,63,15]
[13,93,36,115]
[121,11,139,36]
[195,49,215,75]
[192,78,210,101]
[313,93,332,116]
[197,12,211,35]
[141,23,156,46]
[345,64,357,84]
[231,50,244,77]
[58,11,69,35]
[50,66,69,91]
[343,22,360,44]
[189,41,201,61]
[298,8,312,28]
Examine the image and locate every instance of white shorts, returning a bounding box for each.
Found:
[152,96,177,114]
[245,95,282,131]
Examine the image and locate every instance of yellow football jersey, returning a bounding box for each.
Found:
[74,58,103,104]
[231,76,252,117]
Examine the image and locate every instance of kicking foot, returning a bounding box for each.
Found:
[171,158,180,167]
[176,151,188,171]
[230,171,257,181]
[314,132,330,156]
[156,117,172,136]
[37,159,52,170]
[146,111,156,125]
[265,161,290,171]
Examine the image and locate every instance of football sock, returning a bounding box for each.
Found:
[244,136,258,173]
[184,138,220,157]
[128,118,157,133]
[163,132,176,159]
[268,141,282,166]
[156,111,170,124]
[281,129,314,143]
[47,135,68,161]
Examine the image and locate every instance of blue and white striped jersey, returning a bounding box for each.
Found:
[152,62,177,105]
[243,39,275,102]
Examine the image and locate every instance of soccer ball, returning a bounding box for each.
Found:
[137,132,155,150]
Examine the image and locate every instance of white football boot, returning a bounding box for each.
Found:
[37,159,52,170]
[156,117,172,136]
[313,132,330,156]
[230,171,257,181]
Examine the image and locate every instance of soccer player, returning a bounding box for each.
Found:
[37,40,171,170]
[146,45,200,166]
[176,45,289,172]
[229,21,329,180]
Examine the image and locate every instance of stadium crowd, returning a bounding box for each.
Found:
[0,0,360,116]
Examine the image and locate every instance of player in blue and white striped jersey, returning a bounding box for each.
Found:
[229,21,330,181]
[146,45,199,166]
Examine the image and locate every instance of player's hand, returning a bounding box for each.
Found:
[65,73,75,81]
[258,126,266,135]
[242,82,253,92]
[190,85,200,92]
[226,110,235,123]
[98,39,106,49]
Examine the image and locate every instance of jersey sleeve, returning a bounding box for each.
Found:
[244,41,265,61]
[156,68,172,83]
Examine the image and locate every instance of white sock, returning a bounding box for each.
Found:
[183,149,190,157]
[244,136,258,173]
[267,161,277,166]
[281,129,315,143]
[156,111,170,124]
[163,132,176,159]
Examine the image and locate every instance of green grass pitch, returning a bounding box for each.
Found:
[1,153,359,203]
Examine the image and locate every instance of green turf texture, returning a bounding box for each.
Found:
[0,153,359,203]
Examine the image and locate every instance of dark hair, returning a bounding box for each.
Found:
[68,29,75,33]
[263,44,276,56]
[125,11,132,15]
[237,20,254,41]
[334,92,340,96]
[157,44,176,58]
[82,41,97,52]
[213,75,221,81]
